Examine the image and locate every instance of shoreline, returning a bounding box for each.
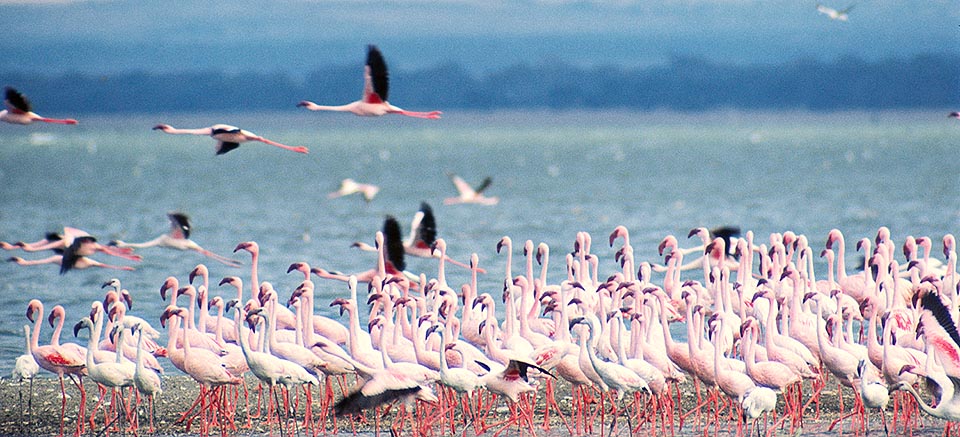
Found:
[0,373,942,436]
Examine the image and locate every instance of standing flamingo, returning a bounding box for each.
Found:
[1,86,78,125]
[26,299,87,437]
[298,45,441,119]
[12,324,40,430]
[153,123,308,155]
[131,323,162,432]
[72,317,135,433]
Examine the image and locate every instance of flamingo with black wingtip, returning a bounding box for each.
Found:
[298,45,441,119]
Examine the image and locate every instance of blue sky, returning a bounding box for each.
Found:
[0,0,956,73]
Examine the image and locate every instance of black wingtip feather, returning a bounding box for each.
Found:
[366,45,389,102]
[4,86,31,112]
[415,202,437,246]
[382,215,405,271]
[920,290,960,351]
[334,386,419,417]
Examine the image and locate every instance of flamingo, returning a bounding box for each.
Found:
[26,299,87,437]
[12,324,40,429]
[161,306,241,433]
[8,236,136,274]
[328,178,379,202]
[109,212,242,266]
[352,202,477,270]
[1,86,78,125]
[857,359,890,435]
[153,123,308,155]
[130,323,163,433]
[444,173,499,205]
[570,314,649,434]
[817,3,854,21]
[298,45,441,119]
[72,317,136,433]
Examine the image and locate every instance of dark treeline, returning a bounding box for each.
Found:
[2,54,956,113]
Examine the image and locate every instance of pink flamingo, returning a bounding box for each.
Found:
[161,306,241,433]
[26,300,87,437]
[298,45,441,119]
[444,173,499,205]
[110,213,242,266]
[328,178,379,202]
[8,236,136,274]
[352,203,478,270]
[153,123,308,155]
[1,86,77,125]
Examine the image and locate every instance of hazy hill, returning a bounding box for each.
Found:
[1,53,956,113]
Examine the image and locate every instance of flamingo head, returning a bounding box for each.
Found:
[73,318,92,338]
[160,276,178,301]
[189,264,208,285]
[233,241,258,255]
[329,298,350,316]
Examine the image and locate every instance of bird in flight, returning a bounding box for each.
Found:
[298,45,442,119]
[444,173,499,206]
[328,178,380,202]
[109,212,242,267]
[816,3,854,21]
[1,87,78,125]
[153,123,308,155]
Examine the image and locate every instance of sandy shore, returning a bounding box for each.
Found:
[0,374,942,436]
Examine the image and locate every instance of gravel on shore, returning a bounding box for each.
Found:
[0,373,940,436]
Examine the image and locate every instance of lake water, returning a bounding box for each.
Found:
[0,109,957,378]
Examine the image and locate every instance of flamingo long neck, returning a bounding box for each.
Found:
[51,312,65,347]
[179,315,191,360]
[30,306,43,352]
[437,328,450,371]
[197,288,209,334]
[135,329,147,374]
[250,251,259,302]
[266,300,278,355]
[835,233,848,281]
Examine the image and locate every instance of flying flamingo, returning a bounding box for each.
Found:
[1,86,78,125]
[444,173,499,205]
[817,3,853,21]
[328,178,380,202]
[26,299,87,437]
[7,227,140,260]
[110,212,242,266]
[8,236,136,274]
[153,123,308,155]
[298,45,441,119]
[351,202,478,270]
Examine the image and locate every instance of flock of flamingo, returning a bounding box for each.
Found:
[5,39,960,437]
[8,222,960,437]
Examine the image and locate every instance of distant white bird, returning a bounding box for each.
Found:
[298,45,442,119]
[858,359,889,435]
[328,178,380,202]
[1,86,78,125]
[444,173,499,206]
[13,324,40,421]
[817,3,854,21]
[109,212,242,266]
[153,123,309,155]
